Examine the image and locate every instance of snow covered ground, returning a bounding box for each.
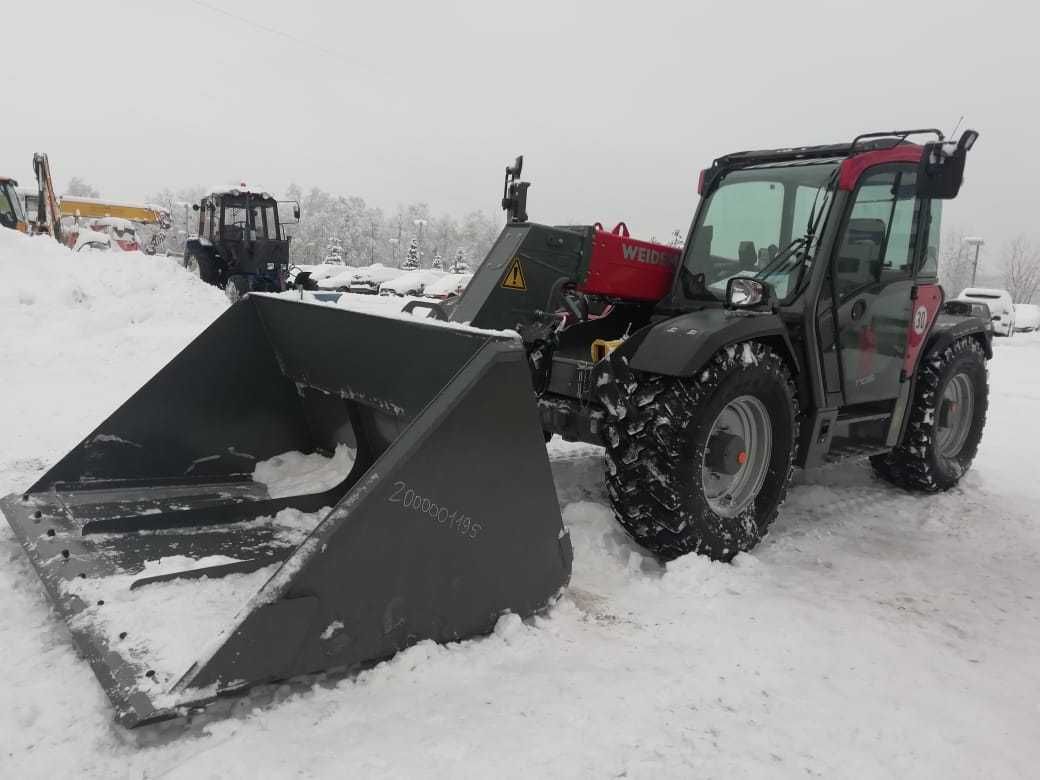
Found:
[2,228,1039,778]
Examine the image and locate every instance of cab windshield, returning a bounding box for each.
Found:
[221,197,280,241]
[681,160,839,302]
[0,181,26,229]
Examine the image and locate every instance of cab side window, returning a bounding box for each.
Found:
[918,200,942,279]
[208,203,220,241]
[833,166,921,300]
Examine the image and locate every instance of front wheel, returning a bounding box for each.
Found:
[600,342,799,561]
[871,338,988,491]
[225,275,250,303]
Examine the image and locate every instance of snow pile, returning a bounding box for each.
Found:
[0,230,227,479]
[253,444,356,499]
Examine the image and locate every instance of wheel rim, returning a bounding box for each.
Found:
[225,279,241,303]
[701,395,773,518]
[934,373,975,458]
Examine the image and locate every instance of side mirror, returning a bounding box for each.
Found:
[294,206,300,220]
[507,155,523,179]
[917,129,978,199]
[192,203,200,212]
[501,154,529,223]
[725,276,777,310]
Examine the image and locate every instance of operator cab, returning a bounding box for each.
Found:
[0,177,28,233]
[673,129,977,317]
[199,192,284,244]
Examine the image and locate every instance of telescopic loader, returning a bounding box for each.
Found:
[1,129,988,726]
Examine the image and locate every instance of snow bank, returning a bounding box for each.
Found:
[0,229,228,474]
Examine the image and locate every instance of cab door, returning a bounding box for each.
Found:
[828,164,924,406]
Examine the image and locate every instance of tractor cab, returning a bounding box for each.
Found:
[0,176,28,233]
[660,129,979,418]
[186,186,301,300]
[672,129,978,315]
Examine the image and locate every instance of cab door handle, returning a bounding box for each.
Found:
[851,299,866,320]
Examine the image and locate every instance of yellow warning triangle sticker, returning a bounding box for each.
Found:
[501,257,527,291]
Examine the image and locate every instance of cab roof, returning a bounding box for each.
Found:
[701,129,942,195]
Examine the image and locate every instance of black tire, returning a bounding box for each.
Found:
[225,274,249,303]
[600,342,799,562]
[184,249,219,286]
[871,338,988,491]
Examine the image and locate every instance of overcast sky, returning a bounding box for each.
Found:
[3,0,1036,265]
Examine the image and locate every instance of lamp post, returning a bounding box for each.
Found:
[389,237,399,265]
[965,236,984,287]
[413,218,428,268]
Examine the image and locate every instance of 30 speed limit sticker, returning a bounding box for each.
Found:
[912,305,929,335]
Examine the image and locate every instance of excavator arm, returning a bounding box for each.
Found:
[33,153,64,243]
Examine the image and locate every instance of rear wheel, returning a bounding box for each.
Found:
[600,342,799,561]
[184,249,218,285]
[871,338,988,491]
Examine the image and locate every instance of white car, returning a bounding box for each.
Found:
[1013,303,1040,332]
[957,288,1016,336]
[349,264,404,294]
[422,272,473,300]
[315,265,367,291]
[72,228,114,252]
[379,269,445,297]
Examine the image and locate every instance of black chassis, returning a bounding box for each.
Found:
[450,137,990,469]
[186,193,291,292]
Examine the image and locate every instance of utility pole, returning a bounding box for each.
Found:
[965,236,985,286]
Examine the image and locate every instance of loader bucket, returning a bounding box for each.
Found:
[1,294,571,727]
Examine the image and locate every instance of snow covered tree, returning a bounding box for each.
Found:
[449,249,471,274]
[669,229,684,247]
[147,185,206,254]
[432,253,444,270]
[324,236,344,264]
[66,177,100,198]
[1003,236,1040,303]
[937,229,976,298]
[401,239,420,270]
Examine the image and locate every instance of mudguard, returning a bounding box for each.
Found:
[617,308,798,378]
[925,313,993,359]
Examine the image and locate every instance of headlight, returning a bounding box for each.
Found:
[726,277,768,308]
